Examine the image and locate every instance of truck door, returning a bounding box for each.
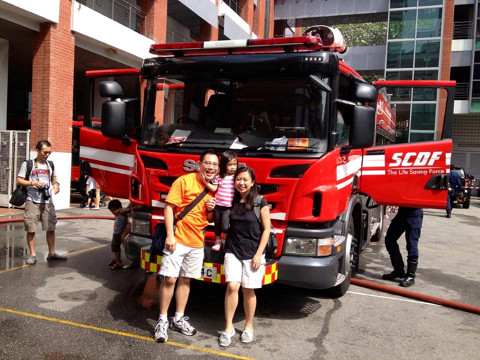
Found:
[79,69,140,198]
[358,139,451,208]
[358,80,455,209]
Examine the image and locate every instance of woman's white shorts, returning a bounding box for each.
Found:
[224,252,265,289]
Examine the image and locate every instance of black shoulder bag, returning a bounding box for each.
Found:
[150,187,210,257]
[9,160,33,207]
[253,195,278,259]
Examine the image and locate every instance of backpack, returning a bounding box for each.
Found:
[253,195,278,259]
[150,188,210,258]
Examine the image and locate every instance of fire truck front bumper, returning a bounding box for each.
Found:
[277,255,339,289]
[124,234,151,262]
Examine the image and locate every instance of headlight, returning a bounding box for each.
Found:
[285,237,335,256]
[131,218,151,237]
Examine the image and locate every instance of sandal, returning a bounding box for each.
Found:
[110,263,123,270]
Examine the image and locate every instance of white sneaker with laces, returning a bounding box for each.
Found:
[170,316,196,336]
[154,318,169,343]
[218,328,236,347]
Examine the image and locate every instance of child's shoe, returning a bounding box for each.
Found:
[212,239,222,251]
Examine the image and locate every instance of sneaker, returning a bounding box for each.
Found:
[240,330,253,343]
[91,207,100,210]
[218,328,236,347]
[83,206,90,209]
[154,318,169,343]
[26,256,37,265]
[47,253,67,261]
[170,316,197,336]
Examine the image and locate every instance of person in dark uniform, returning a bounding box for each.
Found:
[446,166,463,218]
[382,207,423,287]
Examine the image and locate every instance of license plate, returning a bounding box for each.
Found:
[201,266,217,279]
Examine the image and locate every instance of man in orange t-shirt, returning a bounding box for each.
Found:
[154,149,218,343]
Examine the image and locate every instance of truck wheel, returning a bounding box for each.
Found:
[329,219,358,298]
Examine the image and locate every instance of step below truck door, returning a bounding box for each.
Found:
[358,139,451,209]
[79,127,137,199]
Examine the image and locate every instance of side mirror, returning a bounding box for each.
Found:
[99,81,123,98]
[99,81,126,139]
[350,105,375,149]
[355,83,377,103]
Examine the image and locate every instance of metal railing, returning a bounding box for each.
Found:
[224,0,241,15]
[454,82,469,100]
[453,21,473,40]
[77,0,145,34]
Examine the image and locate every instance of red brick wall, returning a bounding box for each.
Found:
[239,0,254,36]
[253,0,266,38]
[31,0,74,153]
[141,0,167,43]
[199,20,219,41]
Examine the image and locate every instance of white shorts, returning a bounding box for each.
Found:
[159,242,204,279]
[224,252,265,289]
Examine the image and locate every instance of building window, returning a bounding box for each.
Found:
[387,41,415,68]
[409,132,435,142]
[418,0,443,6]
[417,8,442,38]
[390,0,417,9]
[389,10,416,39]
[415,40,440,67]
[386,71,413,100]
[411,104,436,130]
[413,70,438,101]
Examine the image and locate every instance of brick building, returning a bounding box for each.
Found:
[0,0,274,208]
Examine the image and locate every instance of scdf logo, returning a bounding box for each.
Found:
[390,151,442,167]
[183,159,198,172]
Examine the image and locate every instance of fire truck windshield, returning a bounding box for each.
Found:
[142,76,330,154]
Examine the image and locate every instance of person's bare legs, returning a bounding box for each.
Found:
[175,277,192,313]
[242,287,256,332]
[46,230,56,256]
[159,277,177,314]
[224,282,241,333]
[93,188,100,209]
[26,232,36,256]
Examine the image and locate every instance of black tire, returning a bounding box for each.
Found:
[329,218,358,298]
[463,198,470,209]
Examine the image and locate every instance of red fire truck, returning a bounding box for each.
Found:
[79,26,453,297]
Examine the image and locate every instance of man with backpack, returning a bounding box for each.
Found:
[16,140,66,265]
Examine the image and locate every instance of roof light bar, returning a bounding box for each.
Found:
[149,36,323,56]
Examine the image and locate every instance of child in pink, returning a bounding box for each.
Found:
[211,151,238,251]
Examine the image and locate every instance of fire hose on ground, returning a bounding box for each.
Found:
[1,215,479,315]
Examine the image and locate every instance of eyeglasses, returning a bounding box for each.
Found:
[42,151,52,155]
[202,161,218,167]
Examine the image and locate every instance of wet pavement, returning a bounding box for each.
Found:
[0,199,479,359]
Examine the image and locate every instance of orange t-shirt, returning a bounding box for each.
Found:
[166,173,213,248]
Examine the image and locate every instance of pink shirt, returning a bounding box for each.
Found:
[214,174,235,207]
